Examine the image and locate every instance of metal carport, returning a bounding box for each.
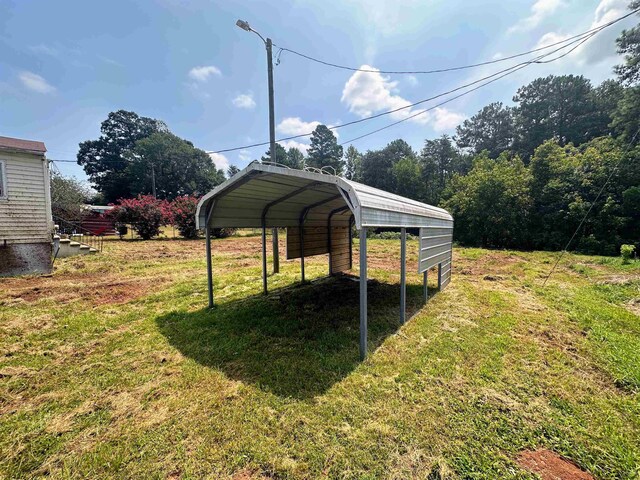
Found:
[196,162,454,360]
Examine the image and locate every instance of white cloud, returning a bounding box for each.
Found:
[232,92,256,109]
[341,66,464,132]
[209,152,229,171]
[18,71,55,94]
[406,75,419,87]
[507,0,564,34]
[535,31,570,49]
[277,117,322,136]
[188,65,221,82]
[276,117,338,149]
[280,140,310,154]
[534,0,630,67]
[431,108,467,132]
[238,149,252,162]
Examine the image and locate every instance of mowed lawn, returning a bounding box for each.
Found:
[1,235,639,479]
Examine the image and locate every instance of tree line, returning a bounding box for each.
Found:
[72,3,640,254]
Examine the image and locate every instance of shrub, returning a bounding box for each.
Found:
[110,195,169,240]
[170,195,200,239]
[621,244,636,264]
[212,228,236,238]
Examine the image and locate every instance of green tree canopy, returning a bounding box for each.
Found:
[455,102,514,158]
[344,145,362,181]
[306,125,344,174]
[261,143,288,165]
[614,1,640,85]
[50,172,93,222]
[285,147,305,169]
[77,110,167,202]
[512,75,596,157]
[227,165,241,178]
[419,135,467,205]
[127,132,225,200]
[442,153,532,248]
[361,139,415,193]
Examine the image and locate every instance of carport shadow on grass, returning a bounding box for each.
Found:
[155,275,432,399]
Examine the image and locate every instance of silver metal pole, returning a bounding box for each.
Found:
[359,227,368,360]
[423,270,428,304]
[272,228,279,273]
[438,262,442,290]
[206,224,213,308]
[300,224,305,282]
[262,226,268,294]
[400,227,406,324]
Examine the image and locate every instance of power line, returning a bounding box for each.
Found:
[541,127,640,287]
[209,23,606,154]
[274,8,639,75]
[339,30,598,145]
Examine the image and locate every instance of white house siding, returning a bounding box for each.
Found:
[0,151,52,244]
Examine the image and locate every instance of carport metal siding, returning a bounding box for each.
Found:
[196,162,454,360]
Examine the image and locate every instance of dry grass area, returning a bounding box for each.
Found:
[0,235,639,479]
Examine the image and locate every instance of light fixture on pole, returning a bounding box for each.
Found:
[236,19,280,273]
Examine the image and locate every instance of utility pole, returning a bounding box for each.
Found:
[237,19,279,272]
[266,38,280,273]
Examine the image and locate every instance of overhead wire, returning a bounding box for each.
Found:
[273,7,639,75]
[208,21,610,154]
[339,30,598,145]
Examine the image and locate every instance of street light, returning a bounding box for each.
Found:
[236,19,280,273]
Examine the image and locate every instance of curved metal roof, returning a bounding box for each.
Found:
[196,162,453,230]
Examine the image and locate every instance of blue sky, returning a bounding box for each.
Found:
[0,0,635,183]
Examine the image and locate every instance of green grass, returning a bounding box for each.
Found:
[0,237,639,479]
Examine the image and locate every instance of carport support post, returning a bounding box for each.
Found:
[438,262,442,290]
[272,228,279,273]
[300,223,305,282]
[262,226,268,294]
[206,224,213,308]
[423,271,428,304]
[359,227,368,360]
[400,227,406,324]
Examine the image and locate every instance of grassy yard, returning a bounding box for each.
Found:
[0,236,639,479]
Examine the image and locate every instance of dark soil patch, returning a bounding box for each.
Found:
[517,449,594,480]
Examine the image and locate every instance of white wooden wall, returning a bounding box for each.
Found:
[0,151,52,244]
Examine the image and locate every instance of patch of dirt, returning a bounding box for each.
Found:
[231,468,273,480]
[597,274,640,286]
[625,298,640,316]
[0,274,169,307]
[517,449,594,480]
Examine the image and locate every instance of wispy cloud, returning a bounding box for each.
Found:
[232,92,256,109]
[341,65,465,132]
[29,44,59,57]
[277,117,322,136]
[18,71,55,94]
[507,0,564,34]
[188,65,222,82]
[209,152,229,170]
[238,149,252,162]
[534,0,631,66]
